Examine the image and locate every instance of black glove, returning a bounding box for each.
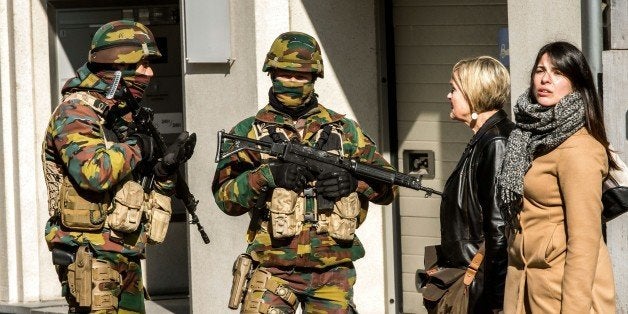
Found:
[268,161,312,192]
[129,133,156,162]
[315,170,358,199]
[154,132,197,177]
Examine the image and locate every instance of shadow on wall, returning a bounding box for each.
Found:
[301,1,382,142]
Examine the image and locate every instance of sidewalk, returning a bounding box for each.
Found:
[0,296,189,314]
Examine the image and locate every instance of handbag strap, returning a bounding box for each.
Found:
[463,242,486,286]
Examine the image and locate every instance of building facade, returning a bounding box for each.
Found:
[0,0,625,313]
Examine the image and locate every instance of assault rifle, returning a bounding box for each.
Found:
[114,72,210,244]
[215,130,442,204]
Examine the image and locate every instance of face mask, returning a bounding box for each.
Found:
[123,74,151,101]
[272,78,314,107]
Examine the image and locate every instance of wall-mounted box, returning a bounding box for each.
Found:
[403,150,435,179]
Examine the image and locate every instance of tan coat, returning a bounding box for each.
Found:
[503,128,616,314]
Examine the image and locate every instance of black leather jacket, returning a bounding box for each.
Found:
[438,109,513,312]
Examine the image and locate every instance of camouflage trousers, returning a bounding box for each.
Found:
[245,263,357,314]
[56,248,145,314]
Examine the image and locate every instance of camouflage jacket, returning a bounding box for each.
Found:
[213,104,397,268]
[43,90,175,256]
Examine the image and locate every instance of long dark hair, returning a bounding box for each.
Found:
[529,41,617,170]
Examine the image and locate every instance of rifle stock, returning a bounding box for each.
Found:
[215,130,442,197]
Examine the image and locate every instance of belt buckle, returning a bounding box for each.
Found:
[304,213,317,223]
[303,187,315,198]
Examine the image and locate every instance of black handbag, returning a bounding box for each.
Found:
[602,152,628,223]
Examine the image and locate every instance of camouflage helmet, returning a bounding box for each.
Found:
[88,20,161,64]
[262,32,324,78]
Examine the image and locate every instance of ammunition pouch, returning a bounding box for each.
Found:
[228,254,254,310]
[316,192,360,241]
[67,246,121,311]
[145,190,173,244]
[242,268,298,314]
[267,188,305,239]
[106,180,145,233]
[59,177,109,231]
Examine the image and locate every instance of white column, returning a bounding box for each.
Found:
[507,0,581,103]
[186,1,262,312]
[0,0,55,303]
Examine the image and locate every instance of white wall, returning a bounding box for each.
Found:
[507,0,581,102]
[0,0,58,303]
[187,0,386,313]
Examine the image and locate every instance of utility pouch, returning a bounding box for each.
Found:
[242,268,298,314]
[67,246,93,307]
[145,190,172,244]
[327,192,361,241]
[228,254,254,310]
[106,180,145,233]
[267,188,305,239]
[91,259,121,311]
[59,177,107,231]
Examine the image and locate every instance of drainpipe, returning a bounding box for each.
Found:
[581,0,603,92]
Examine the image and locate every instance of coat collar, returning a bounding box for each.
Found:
[468,109,509,148]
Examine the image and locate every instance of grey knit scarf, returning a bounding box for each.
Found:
[498,90,585,227]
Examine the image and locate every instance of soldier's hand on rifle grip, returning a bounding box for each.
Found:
[130,133,156,163]
[315,170,358,199]
[154,132,197,177]
[268,161,312,192]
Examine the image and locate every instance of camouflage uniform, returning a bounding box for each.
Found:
[213,32,397,313]
[43,20,174,314]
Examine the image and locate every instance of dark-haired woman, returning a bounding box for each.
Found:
[499,41,617,313]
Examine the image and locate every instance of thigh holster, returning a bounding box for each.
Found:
[66,246,121,311]
[242,269,298,314]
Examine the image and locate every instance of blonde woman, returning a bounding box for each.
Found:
[428,56,513,313]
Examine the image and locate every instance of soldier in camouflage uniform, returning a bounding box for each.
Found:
[213,32,398,313]
[42,20,195,313]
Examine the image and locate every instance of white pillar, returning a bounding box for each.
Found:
[507,0,581,102]
[0,0,56,303]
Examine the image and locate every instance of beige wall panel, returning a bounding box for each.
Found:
[396,83,450,102]
[399,197,441,217]
[394,6,507,26]
[396,46,502,65]
[393,1,507,312]
[398,141,467,161]
[403,291,425,314]
[402,254,423,272]
[394,0,506,5]
[402,236,441,255]
[396,102,451,121]
[401,217,441,237]
[396,25,507,46]
[397,121,470,142]
[396,65,452,83]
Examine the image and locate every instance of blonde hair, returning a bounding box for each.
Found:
[452,56,510,113]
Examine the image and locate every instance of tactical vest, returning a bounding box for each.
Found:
[253,121,361,241]
[42,91,172,244]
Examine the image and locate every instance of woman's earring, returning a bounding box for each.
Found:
[471,112,479,120]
